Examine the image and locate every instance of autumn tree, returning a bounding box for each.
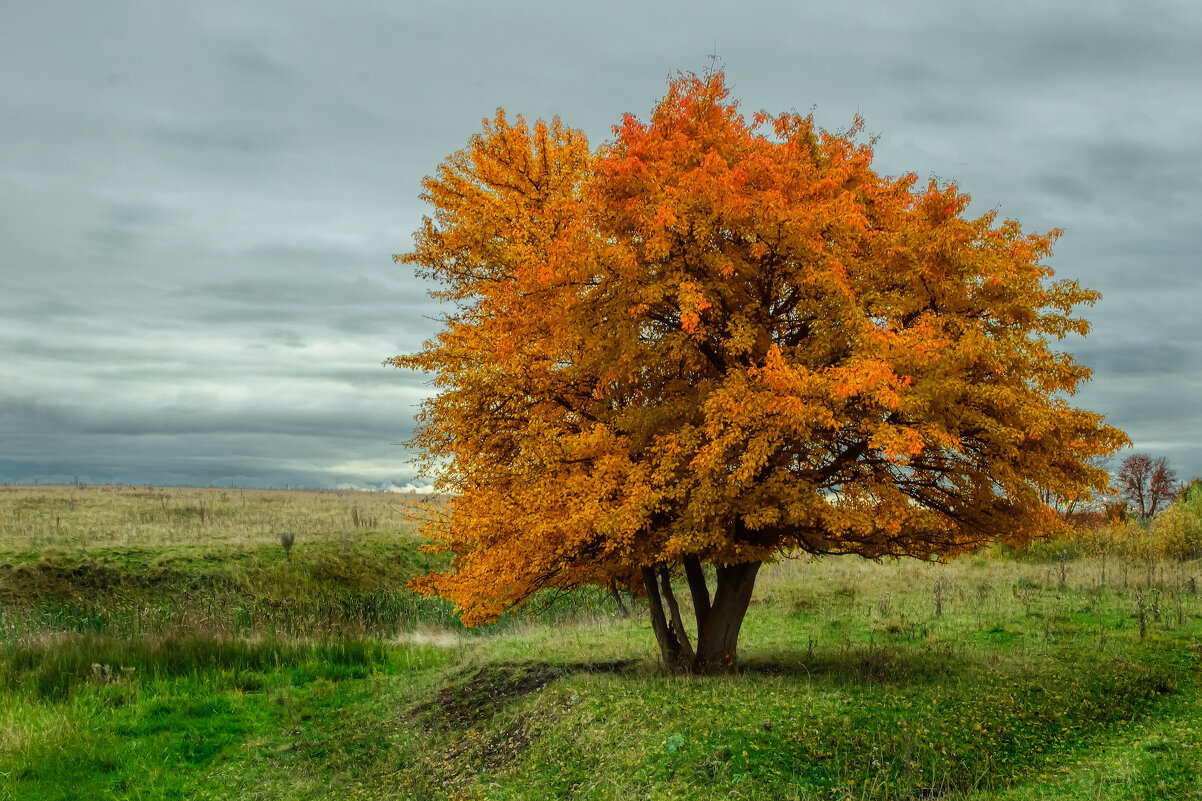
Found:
[1117,453,1177,518]
[390,71,1127,674]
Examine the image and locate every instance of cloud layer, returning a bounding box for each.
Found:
[3,1,1200,488]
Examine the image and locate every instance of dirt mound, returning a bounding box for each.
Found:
[415,659,633,729]
[407,659,634,781]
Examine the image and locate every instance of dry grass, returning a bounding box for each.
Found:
[0,484,436,552]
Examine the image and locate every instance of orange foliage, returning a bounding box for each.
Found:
[390,72,1128,626]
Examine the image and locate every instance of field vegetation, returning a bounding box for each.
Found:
[1,485,1200,799]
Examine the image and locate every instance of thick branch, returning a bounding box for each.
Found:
[682,555,711,636]
[641,566,686,670]
[659,566,695,663]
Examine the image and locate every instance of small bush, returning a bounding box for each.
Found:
[1148,502,1202,560]
[1073,520,1148,559]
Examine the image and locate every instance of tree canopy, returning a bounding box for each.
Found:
[390,71,1127,673]
[1117,453,1177,518]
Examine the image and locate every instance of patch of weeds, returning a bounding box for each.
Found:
[980,624,1021,646]
[696,745,733,782]
[0,635,391,700]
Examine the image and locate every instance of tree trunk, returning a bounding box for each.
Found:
[682,556,710,634]
[608,580,630,618]
[659,566,695,665]
[691,561,761,675]
[641,566,689,671]
[643,559,762,675]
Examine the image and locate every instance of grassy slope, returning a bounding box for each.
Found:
[1,487,1200,800]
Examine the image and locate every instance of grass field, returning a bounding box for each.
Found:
[1,485,1200,799]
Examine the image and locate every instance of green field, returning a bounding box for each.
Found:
[1,485,1199,799]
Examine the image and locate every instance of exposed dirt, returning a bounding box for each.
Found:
[414,659,633,730]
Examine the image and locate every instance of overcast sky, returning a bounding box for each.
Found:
[2,1,1199,490]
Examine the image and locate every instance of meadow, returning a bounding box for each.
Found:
[1,485,1199,800]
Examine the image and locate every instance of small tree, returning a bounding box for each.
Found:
[1117,454,1177,519]
[1148,503,1202,560]
[392,71,1127,674]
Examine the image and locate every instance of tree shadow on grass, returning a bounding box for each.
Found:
[740,642,985,685]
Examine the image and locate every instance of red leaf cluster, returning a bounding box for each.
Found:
[1117,454,1177,518]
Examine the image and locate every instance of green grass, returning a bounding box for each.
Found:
[1,486,1201,799]
[0,637,453,801]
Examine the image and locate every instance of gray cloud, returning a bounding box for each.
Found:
[2,0,1201,487]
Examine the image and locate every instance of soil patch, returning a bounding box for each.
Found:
[415,659,633,729]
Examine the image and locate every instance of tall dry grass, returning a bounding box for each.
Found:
[0,484,437,552]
